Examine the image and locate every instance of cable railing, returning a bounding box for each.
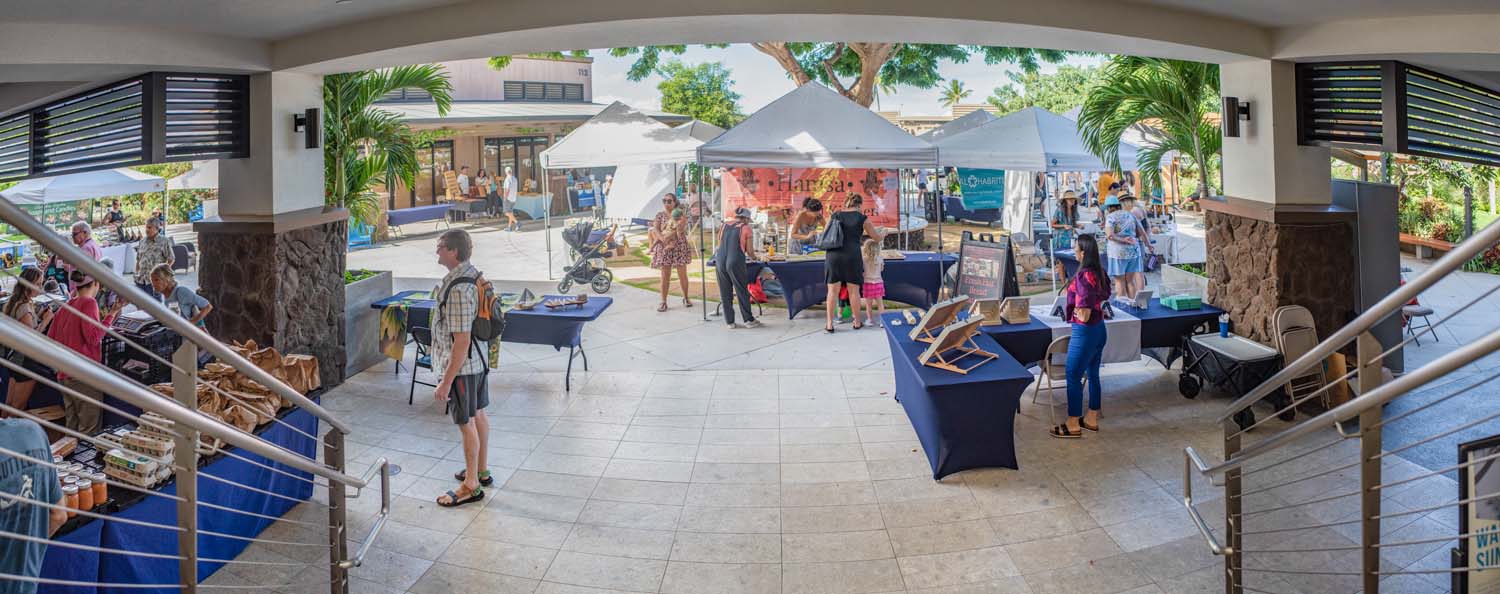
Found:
[0,196,387,594]
[1180,218,1500,593]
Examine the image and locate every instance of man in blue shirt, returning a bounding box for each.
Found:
[0,419,66,594]
[149,264,212,328]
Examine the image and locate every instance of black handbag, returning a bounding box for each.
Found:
[814,218,844,250]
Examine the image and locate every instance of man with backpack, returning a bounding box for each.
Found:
[431,229,493,508]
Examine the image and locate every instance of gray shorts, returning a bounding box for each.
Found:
[448,373,490,425]
[503,200,515,214]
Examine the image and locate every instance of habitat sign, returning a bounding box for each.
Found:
[957,168,1005,210]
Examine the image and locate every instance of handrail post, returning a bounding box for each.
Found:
[171,342,199,593]
[1357,333,1384,594]
[326,430,349,594]
[1224,424,1242,594]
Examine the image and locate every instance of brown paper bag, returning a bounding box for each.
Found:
[1324,352,1351,407]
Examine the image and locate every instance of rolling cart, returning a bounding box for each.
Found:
[1179,332,1290,430]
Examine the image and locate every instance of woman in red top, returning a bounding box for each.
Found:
[46,271,121,434]
[1052,233,1111,439]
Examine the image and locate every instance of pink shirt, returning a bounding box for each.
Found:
[47,295,113,380]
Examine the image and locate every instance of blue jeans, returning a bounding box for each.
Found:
[1065,321,1106,418]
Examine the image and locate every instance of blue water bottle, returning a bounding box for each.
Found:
[1219,314,1230,338]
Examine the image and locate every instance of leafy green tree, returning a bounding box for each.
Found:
[534,44,1071,108]
[655,61,744,129]
[1077,57,1220,200]
[939,79,971,108]
[323,65,452,226]
[1407,156,1497,238]
[986,65,1102,114]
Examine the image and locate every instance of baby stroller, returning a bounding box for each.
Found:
[559,220,617,294]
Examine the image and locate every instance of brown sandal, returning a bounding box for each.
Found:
[657,302,668,312]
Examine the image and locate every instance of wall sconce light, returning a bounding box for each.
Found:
[1221,97,1251,138]
[292,108,321,149]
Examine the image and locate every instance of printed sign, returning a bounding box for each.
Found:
[721,168,899,228]
[957,168,1005,210]
[956,235,1017,302]
[1461,435,1500,593]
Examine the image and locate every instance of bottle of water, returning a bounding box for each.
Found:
[1219,313,1230,338]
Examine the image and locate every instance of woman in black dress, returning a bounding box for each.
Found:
[824,194,882,333]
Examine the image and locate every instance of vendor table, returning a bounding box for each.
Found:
[982,305,1142,365]
[370,291,613,391]
[883,312,1034,479]
[980,298,1224,369]
[387,204,451,233]
[767,252,956,320]
[1054,249,1079,279]
[40,403,318,594]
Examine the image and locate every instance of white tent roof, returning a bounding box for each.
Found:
[672,120,726,144]
[697,83,938,168]
[0,168,165,204]
[1061,106,1174,163]
[539,102,703,169]
[918,109,998,142]
[167,160,218,190]
[934,107,1138,172]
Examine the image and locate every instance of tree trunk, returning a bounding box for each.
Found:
[847,43,897,107]
[1464,185,1475,239]
[749,43,812,86]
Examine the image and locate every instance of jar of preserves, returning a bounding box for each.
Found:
[91,473,107,503]
[61,485,78,518]
[76,479,94,510]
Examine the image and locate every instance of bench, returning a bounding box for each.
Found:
[387,204,451,235]
[1399,232,1454,259]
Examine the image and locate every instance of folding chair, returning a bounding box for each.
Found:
[408,326,438,405]
[1403,304,1438,345]
[1030,336,1073,426]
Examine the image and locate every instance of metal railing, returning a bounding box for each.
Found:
[0,197,386,594]
[1182,218,1500,593]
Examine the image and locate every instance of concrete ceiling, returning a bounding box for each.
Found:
[1,0,461,40]
[1129,0,1500,27]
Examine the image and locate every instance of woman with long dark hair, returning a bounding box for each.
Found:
[3,268,55,415]
[1052,233,1111,438]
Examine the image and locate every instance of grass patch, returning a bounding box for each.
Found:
[344,269,381,284]
[1173,263,1207,277]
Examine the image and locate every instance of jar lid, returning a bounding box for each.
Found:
[61,475,78,485]
[77,479,92,488]
[62,484,78,494]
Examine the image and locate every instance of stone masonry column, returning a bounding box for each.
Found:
[1206,59,1356,343]
[195,72,350,388]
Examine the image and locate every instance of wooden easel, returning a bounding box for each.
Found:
[921,337,999,375]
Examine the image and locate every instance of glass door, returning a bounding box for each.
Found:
[411,140,453,207]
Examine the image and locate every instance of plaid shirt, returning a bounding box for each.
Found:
[134,234,173,284]
[430,262,484,377]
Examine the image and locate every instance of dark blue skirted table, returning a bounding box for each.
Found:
[1054,249,1079,279]
[980,317,1056,366]
[39,405,318,594]
[882,312,1034,479]
[979,298,1225,369]
[767,252,956,320]
[371,291,613,391]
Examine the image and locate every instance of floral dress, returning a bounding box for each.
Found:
[650,210,693,269]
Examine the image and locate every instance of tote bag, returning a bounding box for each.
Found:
[814,217,844,250]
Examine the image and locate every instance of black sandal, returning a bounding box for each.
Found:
[437,485,484,508]
[454,468,494,487]
[1049,424,1083,439]
[1080,420,1099,432]
[825,325,835,333]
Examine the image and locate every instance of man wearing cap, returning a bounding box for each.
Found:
[715,207,762,329]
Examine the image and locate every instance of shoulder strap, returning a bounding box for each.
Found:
[438,276,478,310]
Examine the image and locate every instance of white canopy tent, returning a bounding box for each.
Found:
[1,168,165,204]
[697,83,938,168]
[933,107,1138,172]
[540,102,704,169]
[671,119,727,144]
[167,160,217,190]
[918,109,998,142]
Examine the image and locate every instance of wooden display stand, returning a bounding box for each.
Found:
[917,318,998,374]
[909,296,970,343]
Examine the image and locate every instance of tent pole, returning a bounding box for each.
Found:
[698,165,707,323]
[546,183,554,281]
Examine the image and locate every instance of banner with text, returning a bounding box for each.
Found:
[721,168,899,228]
[957,168,1005,210]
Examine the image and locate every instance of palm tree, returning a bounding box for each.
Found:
[1077,57,1220,201]
[323,65,453,227]
[940,79,972,109]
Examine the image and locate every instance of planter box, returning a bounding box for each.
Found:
[1161,264,1209,299]
[344,270,393,377]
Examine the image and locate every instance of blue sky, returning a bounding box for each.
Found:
[590,44,1104,117]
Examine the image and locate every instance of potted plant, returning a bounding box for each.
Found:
[1162,262,1209,298]
[343,268,393,375]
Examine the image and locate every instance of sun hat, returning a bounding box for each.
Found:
[734,207,751,219]
[1104,196,1121,207]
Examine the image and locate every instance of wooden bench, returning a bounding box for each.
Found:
[1398,232,1454,259]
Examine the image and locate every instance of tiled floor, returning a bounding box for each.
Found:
[201,243,1496,594]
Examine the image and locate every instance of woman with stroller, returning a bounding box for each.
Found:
[650,193,694,312]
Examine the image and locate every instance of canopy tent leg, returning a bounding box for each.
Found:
[546,191,553,281]
[698,165,707,323]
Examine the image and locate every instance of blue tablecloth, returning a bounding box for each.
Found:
[1054,249,1079,279]
[40,405,318,594]
[370,291,612,351]
[883,313,1034,479]
[978,299,1226,369]
[387,204,450,227]
[942,196,1002,224]
[980,317,1055,366]
[767,252,956,320]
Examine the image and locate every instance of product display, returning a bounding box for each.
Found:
[917,317,997,374]
[148,341,320,450]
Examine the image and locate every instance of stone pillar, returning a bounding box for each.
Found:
[1207,60,1356,343]
[196,72,351,387]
